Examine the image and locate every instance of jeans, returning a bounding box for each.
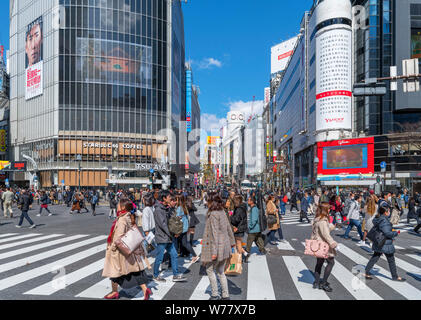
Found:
[344,219,364,239]
[153,240,179,278]
[366,252,398,279]
[18,211,34,226]
[206,260,229,298]
[39,206,51,214]
[280,203,286,215]
[180,232,196,257]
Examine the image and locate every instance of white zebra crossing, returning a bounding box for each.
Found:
[0,233,41,244]
[0,233,17,239]
[0,234,63,251]
[0,235,106,273]
[0,233,419,300]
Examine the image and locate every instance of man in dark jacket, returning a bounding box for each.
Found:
[290,191,299,212]
[152,191,186,283]
[16,189,36,229]
[299,192,311,223]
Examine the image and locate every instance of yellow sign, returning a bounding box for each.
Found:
[207,136,220,145]
[0,161,10,170]
[0,130,6,152]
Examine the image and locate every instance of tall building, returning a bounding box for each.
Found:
[352,0,421,192]
[9,0,187,189]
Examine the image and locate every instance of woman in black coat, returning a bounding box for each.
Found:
[407,197,418,224]
[186,197,200,248]
[231,195,248,262]
[364,206,405,282]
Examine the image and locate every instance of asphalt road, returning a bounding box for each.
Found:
[0,202,420,300]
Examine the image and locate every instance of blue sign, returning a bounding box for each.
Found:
[380,162,387,169]
[61,180,65,185]
[150,169,154,174]
[5,179,8,183]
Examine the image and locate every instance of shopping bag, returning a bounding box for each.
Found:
[224,252,242,276]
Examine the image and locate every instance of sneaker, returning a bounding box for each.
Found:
[15,225,22,228]
[312,281,319,289]
[48,214,53,216]
[357,240,365,245]
[172,275,187,282]
[30,224,36,229]
[320,282,333,292]
[191,256,200,264]
[152,276,166,283]
[36,214,41,217]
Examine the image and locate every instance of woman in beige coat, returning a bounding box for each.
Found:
[201,193,235,300]
[102,198,152,300]
[310,202,338,293]
[266,195,283,245]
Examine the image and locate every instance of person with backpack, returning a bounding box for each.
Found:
[91,191,99,216]
[16,189,36,229]
[363,206,405,282]
[176,195,199,263]
[37,190,52,217]
[152,191,186,283]
[342,195,364,244]
[299,192,311,223]
[245,196,267,255]
[362,190,378,244]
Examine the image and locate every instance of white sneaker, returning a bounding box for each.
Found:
[357,240,364,245]
[30,224,36,229]
[15,225,22,228]
[48,214,53,216]
[36,214,41,217]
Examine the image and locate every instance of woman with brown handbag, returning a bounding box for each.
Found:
[266,195,282,245]
[102,198,152,300]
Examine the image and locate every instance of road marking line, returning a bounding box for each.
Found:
[381,255,421,280]
[411,246,421,250]
[24,258,106,295]
[338,243,421,300]
[299,242,381,300]
[282,256,330,300]
[247,245,276,300]
[276,241,295,251]
[189,276,212,300]
[0,233,18,239]
[0,235,107,273]
[0,233,42,244]
[0,244,106,291]
[0,234,64,253]
[406,254,421,263]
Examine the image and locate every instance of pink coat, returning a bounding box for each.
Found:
[102,213,146,278]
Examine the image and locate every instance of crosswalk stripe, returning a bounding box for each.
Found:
[282,221,301,225]
[189,276,211,300]
[282,256,330,300]
[150,244,203,300]
[337,244,421,300]
[299,242,382,300]
[76,256,157,299]
[412,246,421,250]
[276,241,295,251]
[0,235,106,274]
[247,248,276,300]
[0,233,42,244]
[381,255,421,280]
[24,258,106,296]
[394,245,405,250]
[406,254,421,263]
[0,234,64,252]
[0,244,106,291]
[0,233,18,239]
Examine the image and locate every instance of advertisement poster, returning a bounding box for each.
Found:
[25,16,43,100]
[411,29,421,59]
[317,138,374,176]
[271,37,298,75]
[77,38,152,89]
[316,29,352,131]
[0,129,6,153]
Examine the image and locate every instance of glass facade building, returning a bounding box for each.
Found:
[9,0,187,188]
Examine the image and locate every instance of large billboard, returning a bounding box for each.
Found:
[76,38,152,89]
[317,138,374,176]
[316,28,352,131]
[271,37,298,75]
[25,16,43,100]
[411,29,421,59]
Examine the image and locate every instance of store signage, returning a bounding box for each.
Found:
[82,142,143,150]
[0,130,6,153]
[136,163,168,171]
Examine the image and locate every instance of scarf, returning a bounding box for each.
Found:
[107,210,128,244]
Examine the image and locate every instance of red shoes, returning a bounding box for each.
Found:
[104,292,120,300]
[144,288,152,300]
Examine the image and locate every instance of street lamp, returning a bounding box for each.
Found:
[76,154,82,192]
[314,157,320,193]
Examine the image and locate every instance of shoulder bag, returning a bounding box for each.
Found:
[304,239,330,259]
[366,224,386,248]
[115,225,145,257]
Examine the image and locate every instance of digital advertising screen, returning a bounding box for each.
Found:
[25,16,44,100]
[317,137,374,176]
[411,29,421,59]
[76,38,152,89]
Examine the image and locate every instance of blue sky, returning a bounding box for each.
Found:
[183,0,313,136]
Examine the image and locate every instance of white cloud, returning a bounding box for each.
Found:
[197,57,223,69]
[226,99,265,121]
[199,113,226,158]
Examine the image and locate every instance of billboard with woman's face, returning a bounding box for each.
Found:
[25,16,44,100]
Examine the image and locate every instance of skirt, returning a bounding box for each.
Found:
[110,270,149,289]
